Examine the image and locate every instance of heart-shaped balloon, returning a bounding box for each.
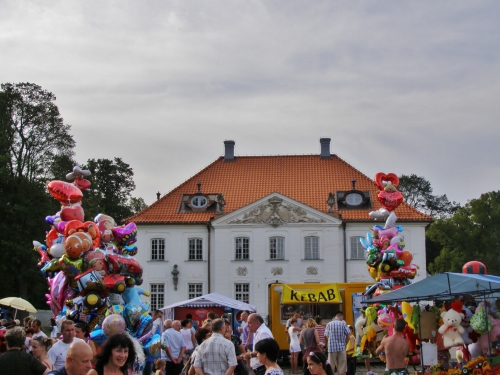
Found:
[47,180,83,204]
[377,190,403,211]
[60,205,85,222]
[74,177,91,191]
[374,172,399,191]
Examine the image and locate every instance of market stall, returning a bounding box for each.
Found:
[160,293,256,331]
[363,272,500,374]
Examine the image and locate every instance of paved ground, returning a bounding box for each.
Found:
[280,362,388,375]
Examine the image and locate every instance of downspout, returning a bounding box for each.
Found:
[207,222,211,293]
[343,221,347,283]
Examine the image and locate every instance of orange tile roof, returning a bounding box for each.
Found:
[128,155,432,224]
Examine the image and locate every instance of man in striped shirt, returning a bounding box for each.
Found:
[324,312,350,375]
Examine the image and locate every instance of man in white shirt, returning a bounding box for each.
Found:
[48,320,86,371]
[162,320,186,375]
[245,313,274,375]
[32,319,48,338]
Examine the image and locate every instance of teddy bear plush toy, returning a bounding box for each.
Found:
[438,301,465,348]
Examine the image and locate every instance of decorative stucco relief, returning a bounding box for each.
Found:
[306,266,318,275]
[236,267,248,276]
[228,196,326,227]
[271,267,283,276]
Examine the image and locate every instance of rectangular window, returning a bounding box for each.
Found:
[235,283,250,303]
[304,236,319,259]
[188,283,203,299]
[150,283,165,311]
[269,237,285,260]
[350,236,365,259]
[235,238,250,260]
[189,238,203,260]
[151,239,165,261]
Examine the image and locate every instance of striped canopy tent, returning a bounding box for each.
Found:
[160,292,256,320]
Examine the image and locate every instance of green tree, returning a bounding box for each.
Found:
[428,191,500,275]
[1,82,75,181]
[129,196,148,215]
[82,157,136,223]
[398,174,460,218]
[0,83,74,307]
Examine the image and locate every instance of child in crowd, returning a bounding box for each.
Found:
[155,359,166,375]
[346,325,356,375]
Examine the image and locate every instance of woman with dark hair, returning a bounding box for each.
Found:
[187,328,211,375]
[87,333,136,375]
[306,351,334,375]
[181,319,196,359]
[254,338,283,375]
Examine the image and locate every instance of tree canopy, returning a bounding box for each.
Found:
[398,174,460,218]
[0,82,146,308]
[428,191,500,275]
[82,157,137,223]
[1,82,75,181]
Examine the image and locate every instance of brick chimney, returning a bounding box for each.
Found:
[223,140,235,161]
[319,138,332,159]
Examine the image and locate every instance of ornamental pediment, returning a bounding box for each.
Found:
[213,194,339,227]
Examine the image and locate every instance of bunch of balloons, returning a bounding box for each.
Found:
[33,166,160,367]
[362,173,419,298]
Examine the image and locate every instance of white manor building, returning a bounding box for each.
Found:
[128,139,431,316]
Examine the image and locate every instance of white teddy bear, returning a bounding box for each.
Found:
[438,301,465,348]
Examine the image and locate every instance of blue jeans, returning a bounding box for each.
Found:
[143,360,155,375]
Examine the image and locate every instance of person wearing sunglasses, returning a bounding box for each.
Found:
[306,351,334,375]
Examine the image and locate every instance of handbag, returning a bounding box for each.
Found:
[302,329,320,362]
[235,359,250,375]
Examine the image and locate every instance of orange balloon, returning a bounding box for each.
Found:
[399,250,413,266]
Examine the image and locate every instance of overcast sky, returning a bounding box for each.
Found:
[2,1,499,206]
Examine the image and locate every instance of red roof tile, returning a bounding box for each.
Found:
[128,155,432,224]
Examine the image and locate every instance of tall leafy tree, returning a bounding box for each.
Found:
[398,174,460,218]
[0,83,74,307]
[82,157,136,223]
[1,82,75,181]
[129,197,148,215]
[428,191,500,275]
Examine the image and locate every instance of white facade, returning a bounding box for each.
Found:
[136,193,428,316]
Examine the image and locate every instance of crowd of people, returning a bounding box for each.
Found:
[0,308,400,375]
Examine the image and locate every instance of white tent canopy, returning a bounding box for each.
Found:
[160,292,257,319]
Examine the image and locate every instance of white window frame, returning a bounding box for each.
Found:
[235,283,250,303]
[191,196,207,208]
[304,236,320,260]
[188,238,203,261]
[150,283,165,311]
[235,237,250,260]
[188,283,203,299]
[269,237,285,260]
[350,236,365,260]
[151,238,165,261]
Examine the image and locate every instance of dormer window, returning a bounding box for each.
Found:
[336,191,372,210]
[345,192,364,206]
[191,196,207,208]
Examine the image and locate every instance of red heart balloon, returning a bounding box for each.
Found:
[60,205,85,222]
[47,180,83,204]
[74,178,91,191]
[377,190,403,211]
[374,172,399,191]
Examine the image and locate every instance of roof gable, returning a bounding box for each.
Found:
[212,193,341,227]
[128,154,432,224]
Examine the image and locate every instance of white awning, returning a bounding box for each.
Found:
[160,292,257,319]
